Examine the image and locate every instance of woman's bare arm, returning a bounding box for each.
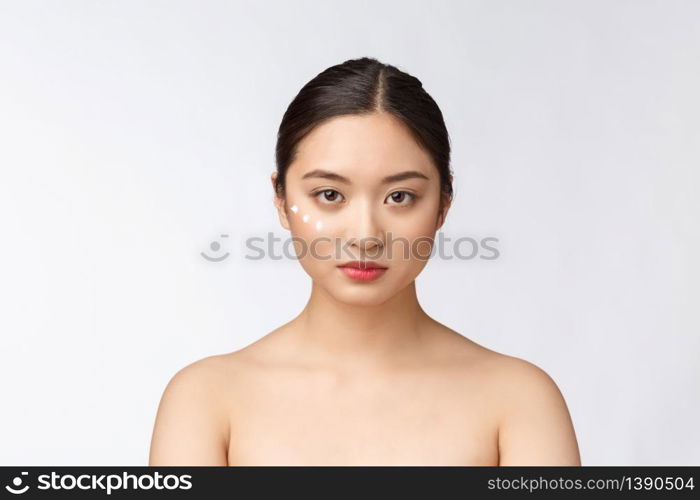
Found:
[149,357,230,465]
[496,357,581,465]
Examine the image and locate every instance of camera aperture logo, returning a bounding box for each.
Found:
[5,472,29,494]
[4,471,192,495]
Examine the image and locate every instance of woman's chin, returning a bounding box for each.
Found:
[328,286,395,307]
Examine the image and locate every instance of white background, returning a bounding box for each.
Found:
[0,0,698,465]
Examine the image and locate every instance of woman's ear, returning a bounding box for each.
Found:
[436,176,453,230]
[436,197,451,231]
[271,171,291,230]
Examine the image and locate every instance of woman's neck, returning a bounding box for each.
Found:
[286,280,432,373]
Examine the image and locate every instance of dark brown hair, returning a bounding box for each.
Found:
[274,56,454,214]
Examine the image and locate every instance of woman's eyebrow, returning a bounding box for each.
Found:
[301,169,429,184]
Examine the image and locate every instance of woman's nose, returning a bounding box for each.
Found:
[347,200,384,253]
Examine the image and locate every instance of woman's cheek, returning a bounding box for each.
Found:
[286,200,339,274]
[387,216,437,261]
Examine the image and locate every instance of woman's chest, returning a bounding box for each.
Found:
[225,372,500,465]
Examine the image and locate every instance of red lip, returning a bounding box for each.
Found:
[337,260,388,270]
[337,266,387,282]
[337,260,388,282]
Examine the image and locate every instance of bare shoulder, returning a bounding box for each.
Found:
[157,353,237,405]
[483,352,564,394]
[428,324,580,465]
[486,353,582,465]
[148,354,235,466]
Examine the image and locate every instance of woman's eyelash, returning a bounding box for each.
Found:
[313,189,345,204]
[311,189,417,206]
[386,191,417,206]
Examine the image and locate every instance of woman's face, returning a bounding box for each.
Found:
[272,112,451,306]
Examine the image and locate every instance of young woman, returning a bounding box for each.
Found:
[149,56,581,466]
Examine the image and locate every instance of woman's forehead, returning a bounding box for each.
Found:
[293,114,431,164]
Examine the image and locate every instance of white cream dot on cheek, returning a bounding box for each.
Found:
[315,220,323,231]
[290,204,299,213]
[302,214,310,223]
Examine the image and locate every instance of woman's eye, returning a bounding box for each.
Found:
[386,191,415,206]
[314,189,344,204]
[313,189,415,206]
